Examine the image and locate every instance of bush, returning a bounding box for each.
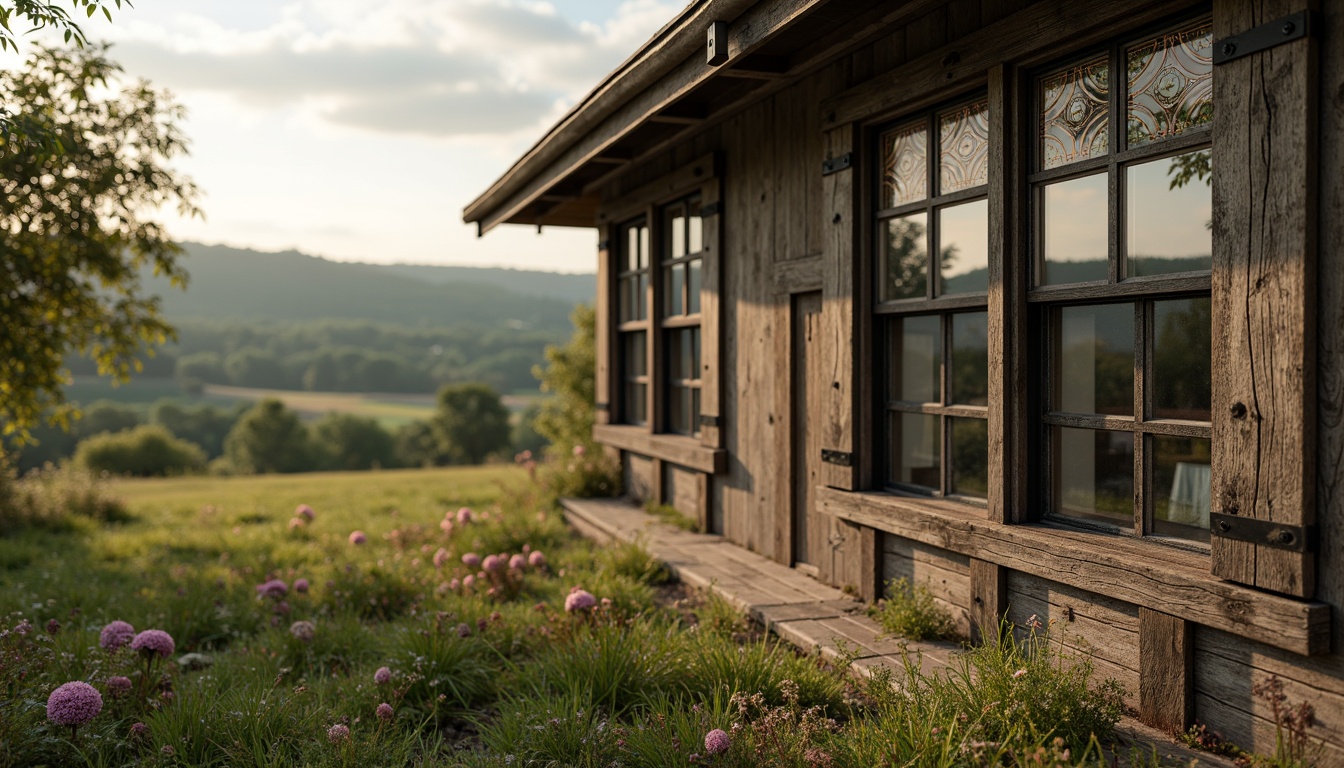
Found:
[0,455,128,531]
[868,577,959,641]
[311,413,396,470]
[73,425,207,477]
[431,382,511,465]
[223,399,315,474]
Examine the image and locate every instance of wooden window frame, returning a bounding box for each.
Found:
[659,194,705,438]
[616,216,651,427]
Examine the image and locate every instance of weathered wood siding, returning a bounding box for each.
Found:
[881,536,972,638]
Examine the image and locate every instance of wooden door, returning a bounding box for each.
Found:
[792,291,823,568]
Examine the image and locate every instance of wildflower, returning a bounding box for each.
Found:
[462,552,481,568]
[161,745,175,757]
[46,619,59,635]
[1012,668,1027,679]
[463,575,476,589]
[290,621,316,643]
[288,517,306,531]
[377,702,394,722]
[256,579,289,599]
[704,728,731,755]
[46,681,103,728]
[456,507,473,524]
[433,548,450,569]
[374,666,392,685]
[130,629,175,659]
[294,578,310,594]
[439,518,454,534]
[349,531,367,545]
[106,676,132,697]
[296,504,315,521]
[528,551,545,568]
[482,554,505,572]
[130,722,149,739]
[327,723,350,743]
[573,444,586,457]
[448,578,460,590]
[509,554,527,570]
[564,588,597,613]
[99,620,136,651]
[456,622,471,638]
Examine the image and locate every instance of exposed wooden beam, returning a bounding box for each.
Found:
[721,54,792,79]
[649,101,710,125]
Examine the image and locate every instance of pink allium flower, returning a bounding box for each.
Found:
[130,629,175,659]
[295,504,315,521]
[161,745,175,757]
[374,666,392,685]
[327,723,350,743]
[572,444,586,457]
[1012,668,1028,679]
[288,517,306,531]
[294,578,310,594]
[509,553,527,570]
[439,518,454,534]
[106,676,132,697]
[433,548,450,569]
[99,620,135,651]
[46,681,103,727]
[528,551,545,568]
[130,722,149,739]
[456,507,473,524]
[349,530,367,545]
[463,575,476,589]
[482,554,504,572]
[290,621,316,643]
[256,579,288,599]
[456,622,471,637]
[564,589,597,613]
[46,619,60,635]
[376,702,393,722]
[461,552,481,568]
[449,578,460,590]
[705,729,731,755]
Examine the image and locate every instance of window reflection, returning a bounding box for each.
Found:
[1052,304,1134,416]
[884,213,929,300]
[1126,151,1212,276]
[893,412,941,490]
[1152,435,1211,539]
[1042,174,1109,285]
[1152,298,1211,420]
[951,312,988,406]
[939,199,989,295]
[951,418,988,498]
[1053,427,1133,524]
[893,315,941,403]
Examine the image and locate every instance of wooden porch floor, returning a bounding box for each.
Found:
[560,496,1236,766]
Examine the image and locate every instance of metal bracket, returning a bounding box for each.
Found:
[594,402,609,412]
[699,201,723,218]
[598,240,611,251]
[822,153,853,176]
[821,449,853,467]
[1213,10,1313,65]
[699,414,721,428]
[1210,513,1315,553]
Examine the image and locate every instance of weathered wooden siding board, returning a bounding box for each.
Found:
[819,122,858,492]
[1209,0,1319,597]
[883,539,973,637]
[595,227,613,425]
[700,174,724,450]
[624,453,654,501]
[904,6,948,61]
[663,463,701,521]
[1139,608,1193,733]
[969,559,1007,645]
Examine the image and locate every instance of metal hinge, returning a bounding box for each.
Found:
[822,153,853,176]
[699,414,721,428]
[598,240,611,251]
[821,449,853,467]
[1213,10,1314,65]
[594,402,609,412]
[1210,513,1315,552]
[699,201,723,218]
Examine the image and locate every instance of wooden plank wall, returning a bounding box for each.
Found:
[881,537,972,637]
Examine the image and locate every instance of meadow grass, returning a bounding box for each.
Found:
[0,466,1205,767]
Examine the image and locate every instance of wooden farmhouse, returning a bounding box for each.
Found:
[466,0,1344,756]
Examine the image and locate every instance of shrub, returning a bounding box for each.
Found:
[601,540,672,587]
[868,577,959,641]
[431,382,511,465]
[73,425,207,477]
[0,456,128,531]
[310,413,396,471]
[682,631,847,715]
[223,399,315,474]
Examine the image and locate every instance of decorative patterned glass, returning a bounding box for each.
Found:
[1041,173,1109,285]
[1052,427,1133,524]
[883,213,928,300]
[1126,151,1212,276]
[893,315,941,403]
[1152,435,1211,539]
[893,412,941,490]
[938,199,989,295]
[1152,298,1211,420]
[1041,55,1109,169]
[951,418,989,498]
[1126,21,1214,148]
[881,123,928,208]
[951,312,989,406]
[1052,304,1134,416]
[939,100,990,193]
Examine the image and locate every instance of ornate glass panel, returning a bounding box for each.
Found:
[951,418,989,498]
[893,412,940,490]
[881,122,927,208]
[1041,55,1109,169]
[938,199,989,295]
[1126,151,1212,276]
[1052,304,1134,416]
[882,212,928,300]
[1052,427,1133,524]
[1127,21,1214,148]
[1152,298,1211,420]
[939,100,989,193]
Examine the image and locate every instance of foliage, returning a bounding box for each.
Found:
[73,424,207,476]
[0,44,199,441]
[0,1,122,54]
[311,413,397,471]
[392,420,447,468]
[0,454,127,532]
[644,500,698,532]
[533,305,597,454]
[868,577,960,641]
[223,399,314,474]
[149,400,245,459]
[431,382,511,465]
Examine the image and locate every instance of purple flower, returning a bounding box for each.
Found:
[448,578,460,590]
[130,722,149,739]
[99,620,136,651]
[46,681,103,728]
[374,666,392,685]
[290,621,316,643]
[327,723,350,743]
[46,619,60,635]
[564,589,597,613]
[288,517,306,531]
[376,702,393,722]
[705,729,731,755]
[528,551,545,568]
[295,504,315,521]
[463,575,476,589]
[106,676,132,697]
[294,578,310,594]
[1012,668,1027,679]
[433,548,450,569]
[509,554,527,570]
[456,622,472,638]
[349,530,367,545]
[129,629,175,659]
[461,552,481,568]
[256,579,288,599]
[482,554,505,572]
[456,507,473,524]
[439,518,454,534]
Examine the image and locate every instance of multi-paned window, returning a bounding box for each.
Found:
[878,98,990,499]
[1033,16,1213,542]
[617,217,650,426]
[660,195,704,436]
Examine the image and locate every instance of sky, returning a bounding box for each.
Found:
[5,0,685,273]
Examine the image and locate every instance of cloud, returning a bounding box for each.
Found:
[327,87,558,137]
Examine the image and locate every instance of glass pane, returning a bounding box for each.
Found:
[881,122,928,207]
[689,213,704,254]
[1052,427,1133,524]
[1041,55,1109,169]
[626,225,640,272]
[619,277,632,322]
[951,312,988,406]
[637,273,649,320]
[666,264,685,316]
[883,212,928,300]
[1127,21,1214,148]
[892,412,941,491]
[639,225,649,269]
[691,327,701,381]
[939,100,990,193]
[1042,173,1108,285]
[625,382,647,426]
[1053,304,1134,415]
[892,315,941,403]
[950,417,989,498]
[691,388,701,435]
[670,210,686,258]
[669,385,689,434]
[623,332,647,377]
[938,199,989,295]
[1126,151,1212,276]
[687,258,702,315]
[1153,297,1211,420]
[1152,435,1210,540]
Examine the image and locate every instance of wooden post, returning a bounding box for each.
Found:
[595,226,613,426]
[819,122,860,491]
[1139,607,1193,733]
[858,527,881,603]
[969,558,1007,645]
[700,175,725,450]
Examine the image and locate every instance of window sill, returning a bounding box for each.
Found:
[816,486,1330,657]
[593,423,726,475]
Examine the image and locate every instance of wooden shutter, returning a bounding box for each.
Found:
[819,123,860,490]
[699,177,724,449]
[594,226,613,427]
[1210,0,1319,597]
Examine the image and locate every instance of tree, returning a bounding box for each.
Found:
[532,305,596,453]
[74,424,206,477]
[1,44,199,440]
[222,399,313,474]
[431,382,510,465]
[311,413,396,471]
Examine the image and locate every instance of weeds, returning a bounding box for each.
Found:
[868,577,959,641]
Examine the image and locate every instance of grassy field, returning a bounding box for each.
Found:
[0,466,1214,767]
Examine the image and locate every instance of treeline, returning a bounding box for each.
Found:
[7,384,549,477]
[63,319,565,395]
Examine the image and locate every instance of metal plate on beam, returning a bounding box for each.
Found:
[1213,11,1313,65]
[1210,513,1315,552]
